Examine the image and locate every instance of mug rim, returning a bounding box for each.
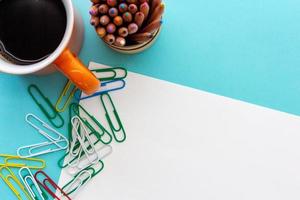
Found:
[0,0,74,74]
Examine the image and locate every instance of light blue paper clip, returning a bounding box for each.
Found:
[75,79,126,101]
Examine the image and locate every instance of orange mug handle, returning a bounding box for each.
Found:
[54,48,100,95]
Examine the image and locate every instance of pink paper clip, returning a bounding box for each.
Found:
[34,170,71,200]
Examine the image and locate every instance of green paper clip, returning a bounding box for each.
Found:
[100,93,126,143]
[92,67,127,81]
[71,103,112,144]
[57,131,104,169]
[55,80,78,113]
[28,84,64,128]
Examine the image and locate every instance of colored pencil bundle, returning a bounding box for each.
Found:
[89,0,164,47]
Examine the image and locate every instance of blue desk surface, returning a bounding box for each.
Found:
[1,0,300,198]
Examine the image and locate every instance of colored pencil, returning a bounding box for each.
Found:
[141,19,162,33]
[148,3,164,23]
[134,12,145,27]
[130,32,153,42]
[140,2,150,20]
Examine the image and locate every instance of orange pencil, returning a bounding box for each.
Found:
[96,26,106,38]
[113,16,123,26]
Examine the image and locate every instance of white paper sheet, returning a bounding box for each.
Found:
[58,62,300,200]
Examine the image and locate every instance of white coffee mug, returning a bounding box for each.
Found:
[0,0,99,95]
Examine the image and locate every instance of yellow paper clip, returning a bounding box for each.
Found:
[0,166,33,200]
[0,154,46,169]
[55,80,78,112]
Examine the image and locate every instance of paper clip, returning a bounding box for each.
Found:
[67,158,105,177]
[65,144,111,175]
[75,79,126,101]
[34,170,71,200]
[67,117,85,169]
[62,159,105,195]
[17,114,69,158]
[0,154,46,169]
[68,102,79,140]
[55,80,78,113]
[57,131,111,169]
[0,166,32,200]
[25,113,68,148]
[86,160,105,177]
[92,67,127,81]
[71,103,112,144]
[58,115,83,169]
[19,167,45,200]
[28,84,64,128]
[66,142,111,175]
[62,170,92,196]
[100,93,126,142]
[71,116,99,165]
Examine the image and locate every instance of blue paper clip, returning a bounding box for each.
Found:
[75,79,126,101]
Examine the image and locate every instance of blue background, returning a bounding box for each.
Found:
[1,0,300,198]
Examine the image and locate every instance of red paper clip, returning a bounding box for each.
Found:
[34,170,71,200]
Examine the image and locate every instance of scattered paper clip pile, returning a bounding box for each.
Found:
[0,66,128,199]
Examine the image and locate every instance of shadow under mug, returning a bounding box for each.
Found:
[0,0,99,95]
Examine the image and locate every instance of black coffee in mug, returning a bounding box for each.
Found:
[0,0,67,64]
